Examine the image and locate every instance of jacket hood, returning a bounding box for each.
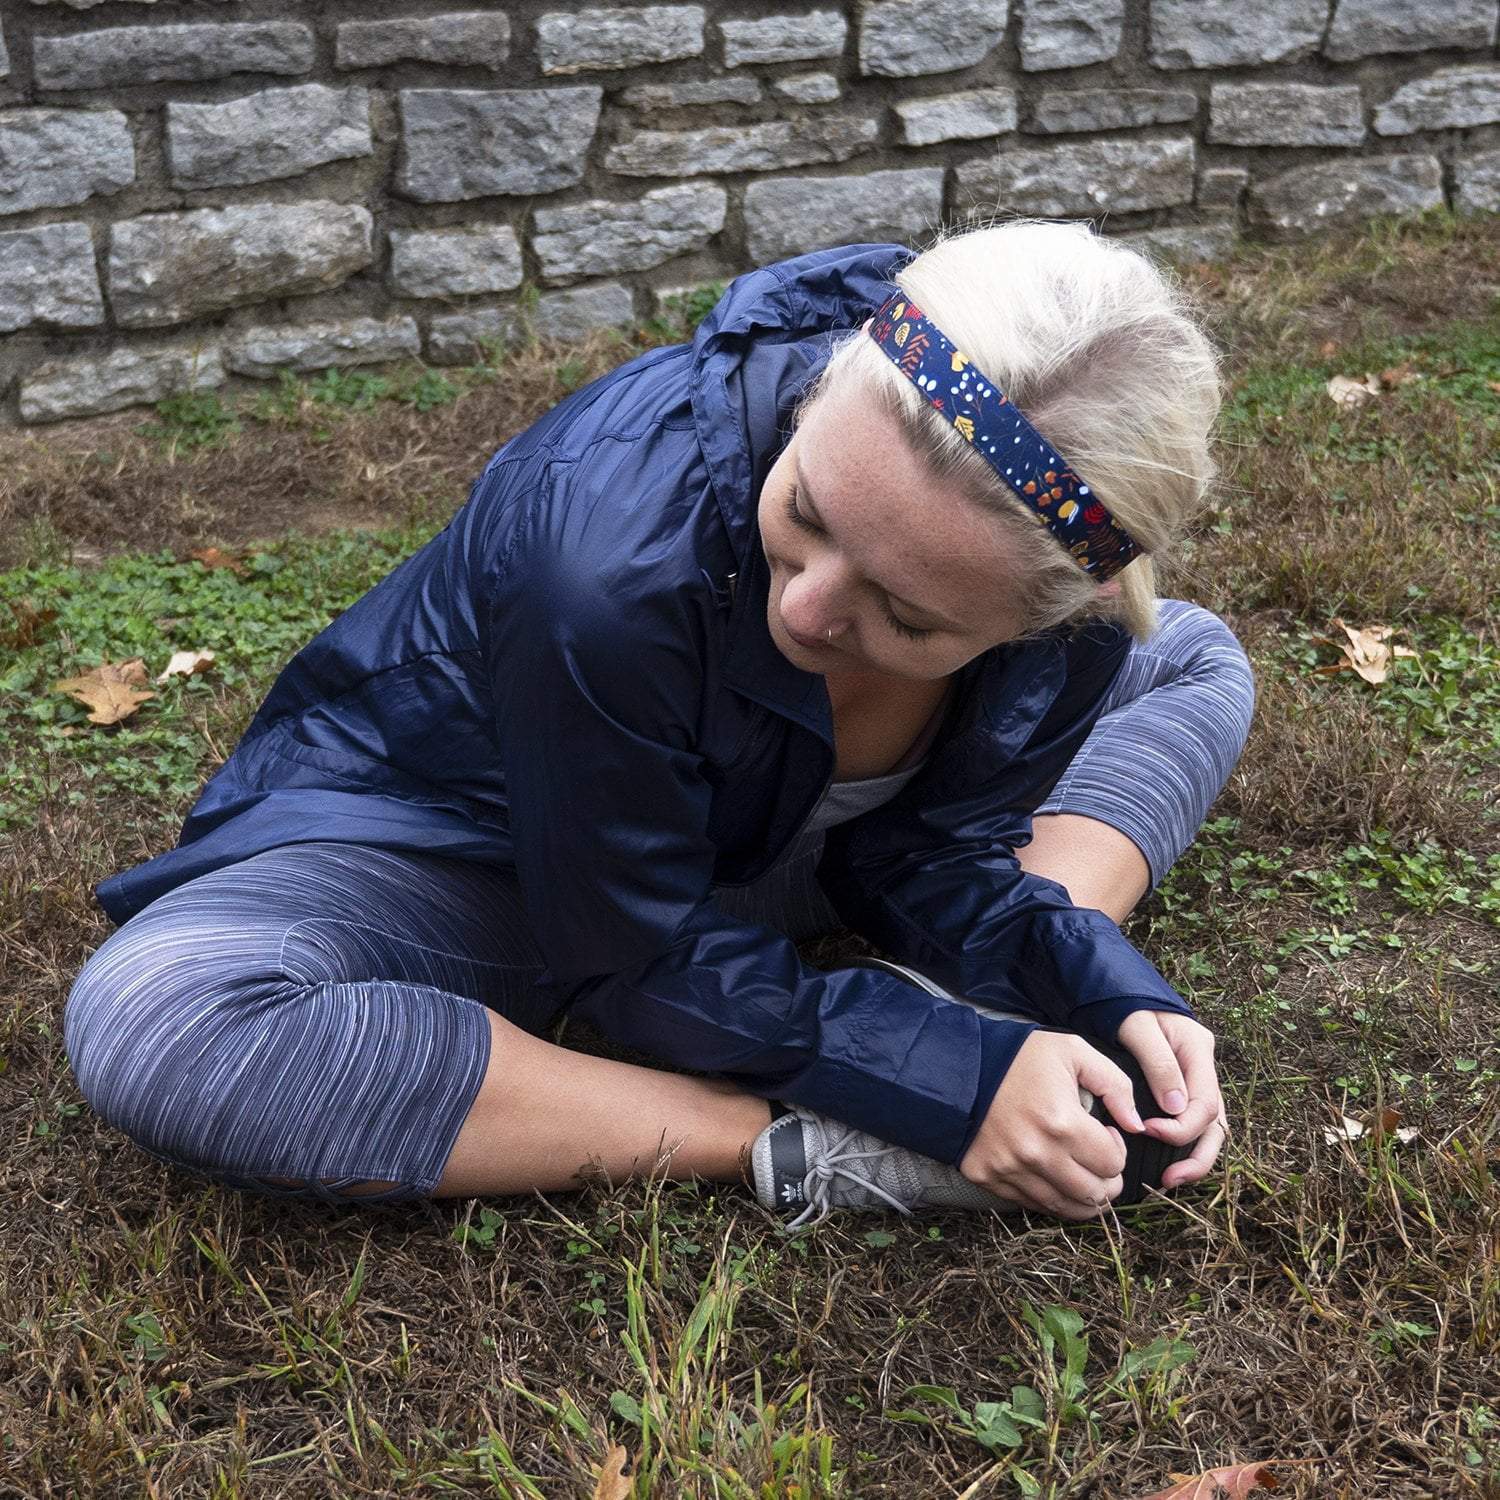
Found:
[690,242,917,563]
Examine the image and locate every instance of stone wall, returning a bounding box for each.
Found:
[1,0,1498,427]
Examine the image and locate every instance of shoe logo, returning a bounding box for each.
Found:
[781,1182,805,1204]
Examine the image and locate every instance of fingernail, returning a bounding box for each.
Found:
[1165,1089,1187,1113]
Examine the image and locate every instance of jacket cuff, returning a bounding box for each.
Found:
[1017,908,1194,1027]
[1068,992,1197,1044]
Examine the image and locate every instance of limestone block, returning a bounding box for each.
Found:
[533,182,727,282]
[425,308,517,365]
[33,22,314,90]
[1248,155,1444,234]
[397,88,602,201]
[895,87,1017,145]
[0,223,104,333]
[1149,0,1326,68]
[722,11,846,65]
[529,282,638,340]
[335,14,512,70]
[167,85,372,190]
[1455,149,1500,212]
[743,166,944,261]
[226,317,421,378]
[1209,83,1366,147]
[20,342,224,423]
[1028,87,1196,133]
[859,0,1010,77]
[1120,222,1238,264]
[605,114,877,174]
[0,108,134,215]
[1325,0,1498,61]
[108,202,373,327]
[621,78,762,107]
[956,137,1195,216]
[772,74,842,104]
[1019,0,1125,71]
[1373,68,1500,136]
[536,7,705,74]
[389,225,524,298]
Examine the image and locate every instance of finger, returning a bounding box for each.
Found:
[1161,1116,1226,1189]
[971,1170,1079,1219]
[1143,1026,1219,1140]
[1069,1111,1130,1180]
[1143,1093,1218,1146]
[1125,1019,1190,1119]
[1044,1147,1125,1209]
[1012,1170,1115,1222]
[1073,1044,1145,1135]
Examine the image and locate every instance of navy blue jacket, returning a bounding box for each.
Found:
[95,242,1194,1165]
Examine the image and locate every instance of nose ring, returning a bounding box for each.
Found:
[826,626,832,643]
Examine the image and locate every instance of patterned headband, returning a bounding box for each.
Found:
[867,290,1141,583]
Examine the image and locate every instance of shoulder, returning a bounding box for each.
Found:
[460,349,730,605]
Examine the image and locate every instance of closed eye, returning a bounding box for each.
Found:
[784,487,933,643]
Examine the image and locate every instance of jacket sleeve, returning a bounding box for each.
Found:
[480,455,1037,1165]
[817,624,1199,1046]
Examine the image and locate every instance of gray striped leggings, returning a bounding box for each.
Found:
[64,600,1255,1206]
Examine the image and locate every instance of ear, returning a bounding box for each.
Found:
[1096,578,1122,599]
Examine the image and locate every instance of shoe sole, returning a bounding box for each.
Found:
[842,957,1195,1204]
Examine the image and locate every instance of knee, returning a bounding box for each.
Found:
[64,934,145,1136]
[64,916,277,1179]
[1151,600,1257,742]
[63,922,429,1206]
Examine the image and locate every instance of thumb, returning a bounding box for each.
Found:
[1072,1042,1144,1134]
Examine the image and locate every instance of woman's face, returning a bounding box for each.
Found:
[757,369,1028,682]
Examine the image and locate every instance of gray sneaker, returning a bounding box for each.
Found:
[750,1102,1019,1231]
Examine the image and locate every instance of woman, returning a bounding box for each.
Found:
[64,220,1254,1226]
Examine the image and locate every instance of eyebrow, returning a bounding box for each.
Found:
[793,456,968,631]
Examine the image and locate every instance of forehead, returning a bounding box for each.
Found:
[796,382,1022,627]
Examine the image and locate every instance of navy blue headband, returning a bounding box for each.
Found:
[868,290,1142,582]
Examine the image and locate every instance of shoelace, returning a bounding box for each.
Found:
[783,1125,918,1232]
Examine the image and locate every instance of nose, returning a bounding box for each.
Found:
[779,560,855,641]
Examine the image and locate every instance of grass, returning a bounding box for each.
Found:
[1,209,1497,1496]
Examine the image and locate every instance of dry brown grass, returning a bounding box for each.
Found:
[2,211,1498,1497]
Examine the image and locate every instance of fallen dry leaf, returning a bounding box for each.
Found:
[1132,1458,1304,1499]
[188,546,247,575]
[1325,371,1382,406]
[1323,1109,1419,1146]
[1312,618,1418,686]
[2,597,59,650]
[155,648,217,685]
[52,658,157,726]
[1378,361,1421,389]
[592,1442,634,1500]
[1318,339,1340,358]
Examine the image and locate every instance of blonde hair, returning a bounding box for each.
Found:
[792,217,1223,642]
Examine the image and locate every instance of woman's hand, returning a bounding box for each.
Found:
[958,1031,1147,1220]
[1115,1009,1226,1190]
